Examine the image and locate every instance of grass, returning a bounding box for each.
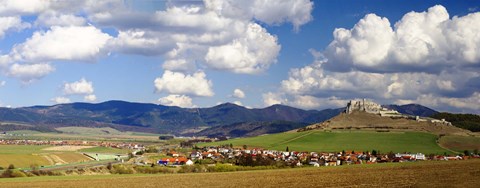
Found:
[0,154,50,168]
[0,160,478,187]
[200,131,452,154]
[78,146,130,154]
[3,127,166,142]
[439,135,480,152]
[53,153,91,163]
[0,145,50,154]
[0,145,92,168]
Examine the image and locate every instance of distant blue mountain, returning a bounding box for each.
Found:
[0,100,438,135]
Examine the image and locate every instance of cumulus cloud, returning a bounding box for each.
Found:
[397,92,480,113]
[0,0,50,16]
[11,25,112,63]
[232,88,245,99]
[323,5,480,73]
[154,70,214,97]
[84,94,97,102]
[162,59,197,73]
[262,92,286,106]
[35,11,86,27]
[204,0,313,31]
[158,94,194,108]
[55,78,97,103]
[8,63,55,83]
[273,5,480,112]
[232,100,243,106]
[51,96,71,104]
[63,78,94,95]
[204,23,280,74]
[109,29,175,56]
[0,16,30,38]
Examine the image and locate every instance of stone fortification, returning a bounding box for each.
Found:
[344,99,452,125]
[345,99,400,117]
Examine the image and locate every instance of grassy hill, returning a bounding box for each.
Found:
[302,111,472,136]
[194,121,309,138]
[199,131,452,154]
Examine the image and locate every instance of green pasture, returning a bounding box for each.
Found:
[78,146,130,154]
[200,131,452,154]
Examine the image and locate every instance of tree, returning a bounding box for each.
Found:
[286,146,289,152]
[243,145,247,149]
[229,143,233,148]
[371,150,377,156]
[464,150,471,156]
[474,149,479,155]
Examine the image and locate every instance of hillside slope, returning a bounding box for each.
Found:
[301,111,472,136]
[1,101,342,134]
[195,121,309,138]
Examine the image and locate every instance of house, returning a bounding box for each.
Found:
[186,159,194,166]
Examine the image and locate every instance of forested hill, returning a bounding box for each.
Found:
[431,113,480,132]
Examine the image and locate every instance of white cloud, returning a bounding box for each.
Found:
[0,0,50,16]
[401,92,480,113]
[154,70,214,97]
[51,96,71,104]
[232,100,243,106]
[109,29,175,56]
[162,59,196,73]
[8,63,55,83]
[11,25,112,63]
[63,78,94,95]
[0,16,30,38]
[323,5,480,73]
[0,55,11,68]
[84,94,97,102]
[262,92,286,106]
[204,23,280,74]
[232,88,245,99]
[205,0,313,31]
[288,95,347,110]
[0,80,5,86]
[158,94,194,108]
[35,11,86,27]
[272,5,480,112]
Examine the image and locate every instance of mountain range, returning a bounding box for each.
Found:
[0,100,438,135]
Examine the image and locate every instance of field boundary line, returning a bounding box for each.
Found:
[436,137,460,154]
[271,131,315,147]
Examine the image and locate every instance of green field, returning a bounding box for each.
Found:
[0,160,478,187]
[0,145,91,168]
[1,127,167,142]
[200,131,452,154]
[78,146,130,154]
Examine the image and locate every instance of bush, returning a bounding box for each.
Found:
[206,164,238,172]
[134,166,174,174]
[178,164,206,173]
[111,164,135,174]
[10,170,27,178]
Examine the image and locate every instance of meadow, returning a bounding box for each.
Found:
[439,135,480,152]
[0,160,478,187]
[200,131,453,154]
[3,127,165,142]
[0,145,128,168]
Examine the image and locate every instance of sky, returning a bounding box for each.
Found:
[0,0,479,114]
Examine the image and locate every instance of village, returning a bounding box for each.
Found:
[153,145,479,168]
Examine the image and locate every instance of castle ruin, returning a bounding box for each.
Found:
[344,99,452,125]
[345,99,401,117]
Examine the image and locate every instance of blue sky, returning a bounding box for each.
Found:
[0,0,479,114]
